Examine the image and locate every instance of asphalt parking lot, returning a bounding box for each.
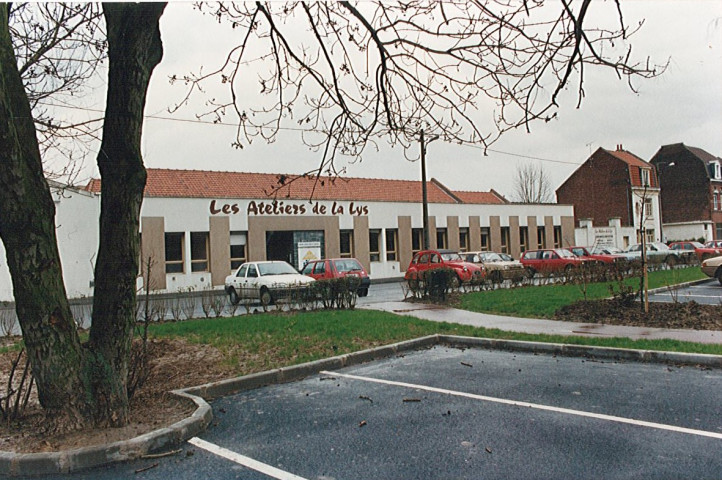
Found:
[59,344,722,480]
[649,278,722,305]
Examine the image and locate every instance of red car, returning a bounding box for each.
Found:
[704,240,722,249]
[301,258,371,296]
[405,249,484,287]
[569,246,625,265]
[520,248,585,277]
[668,241,722,262]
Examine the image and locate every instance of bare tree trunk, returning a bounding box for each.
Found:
[88,2,166,427]
[0,6,93,432]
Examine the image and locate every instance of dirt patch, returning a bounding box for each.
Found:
[0,338,235,454]
[555,300,722,331]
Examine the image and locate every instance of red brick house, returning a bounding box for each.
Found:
[555,145,661,248]
[650,143,722,241]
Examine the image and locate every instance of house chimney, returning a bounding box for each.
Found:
[617,144,623,151]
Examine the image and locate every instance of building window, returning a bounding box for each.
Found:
[436,228,448,249]
[412,228,423,253]
[537,226,546,249]
[714,190,719,211]
[553,226,562,248]
[644,197,653,217]
[480,227,490,251]
[459,228,469,252]
[340,230,354,258]
[640,168,650,187]
[500,227,510,254]
[190,232,209,272]
[385,229,398,261]
[230,231,247,270]
[645,229,655,244]
[165,232,184,273]
[369,229,381,262]
[519,227,529,253]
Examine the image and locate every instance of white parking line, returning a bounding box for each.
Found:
[188,437,309,480]
[321,371,722,440]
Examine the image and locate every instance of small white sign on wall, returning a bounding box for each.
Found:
[297,241,321,270]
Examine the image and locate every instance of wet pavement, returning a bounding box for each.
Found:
[361,301,722,345]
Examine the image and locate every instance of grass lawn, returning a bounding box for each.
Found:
[460,267,708,319]
[145,306,722,376]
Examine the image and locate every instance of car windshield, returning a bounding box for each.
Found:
[651,242,670,251]
[557,249,575,258]
[480,252,503,262]
[257,262,299,276]
[441,252,462,261]
[333,259,363,272]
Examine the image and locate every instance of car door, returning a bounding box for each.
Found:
[231,264,249,296]
[244,264,261,297]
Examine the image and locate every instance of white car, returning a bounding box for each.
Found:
[701,255,722,285]
[621,242,681,266]
[224,261,315,305]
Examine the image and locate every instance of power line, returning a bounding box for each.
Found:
[39,102,583,167]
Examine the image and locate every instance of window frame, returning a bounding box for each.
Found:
[190,231,210,273]
[165,232,185,274]
[369,229,382,262]
[385,228,398,261]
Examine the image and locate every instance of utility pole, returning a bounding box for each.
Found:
[420,130,439,250]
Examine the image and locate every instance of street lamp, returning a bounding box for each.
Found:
[420,130,440,250]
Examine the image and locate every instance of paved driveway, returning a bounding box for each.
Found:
[650,278,722,305]
[60,345,722,480]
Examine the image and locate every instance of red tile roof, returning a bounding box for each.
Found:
[85,169,507,204]
[605,148,657,188]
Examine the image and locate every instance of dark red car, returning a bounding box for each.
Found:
[301,258,370,297]
[569,246,625,265]
[405,249,483,287]
[520,248,585,277]
[668,241,722,262]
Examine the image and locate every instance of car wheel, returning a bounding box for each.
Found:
[701,253,712,261]
[260,287,273,306]
[717,269,722,286]
[449,275,461,289]
[228,288,239,305]
[525,267,536,279]
[665,255,677,267]
[490,270,503,284]
[408,278,420,291]
[358,287,368,297]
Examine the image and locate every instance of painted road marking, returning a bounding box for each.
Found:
[188,437,309,480]
[321,371,722,440]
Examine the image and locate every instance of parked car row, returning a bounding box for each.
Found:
[225,257,371,305]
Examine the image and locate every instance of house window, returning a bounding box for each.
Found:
[340,230,354,258]
[640,168,651,187]
[459,228,469,252]
[645,229,655,244]
[385,228,398,261]
[500,227,510,254]
[412,228,423,253]
[230,232,247,270]
[436,228,448,249]
[165,232,184,274]
[480,228,490,251]
[519,227,529,253]
[644,198,653,217]
[553,226,562,248]
[537,226,546,249]
[190,232,209,272]
[714,190,719,211]
[369,229,381,262]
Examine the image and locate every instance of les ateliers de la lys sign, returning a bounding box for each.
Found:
[209,199,369,217]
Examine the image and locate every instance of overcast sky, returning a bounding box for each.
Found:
[66,1,722,201]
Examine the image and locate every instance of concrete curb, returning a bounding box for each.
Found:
[2,334,720,476]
